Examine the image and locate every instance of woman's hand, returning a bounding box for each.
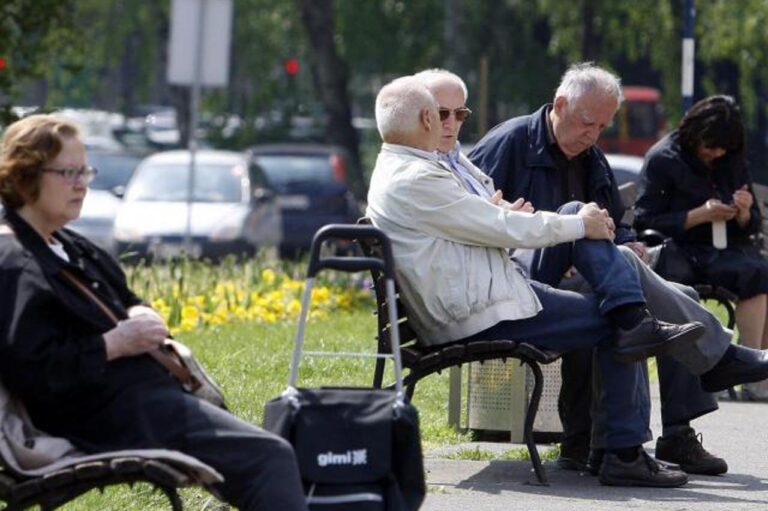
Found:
[732,185,753,226]
[103,315,170,360]
[686,198,736,229]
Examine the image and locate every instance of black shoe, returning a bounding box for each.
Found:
[557,442,590,471]
[700,345,768,392]
[655,427,728,475]
[614,317,705,363]
[587,448,605,476]
[598,448,688,487]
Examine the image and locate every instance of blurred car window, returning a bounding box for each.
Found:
[126,163,245,203]
[256,154,335,185]
[88,152,142,191]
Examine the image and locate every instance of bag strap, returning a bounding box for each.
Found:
[59,269,195,387]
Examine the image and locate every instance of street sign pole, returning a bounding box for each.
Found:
[167,0,232,255]
[185,0,207,254]
[682,0,695,114]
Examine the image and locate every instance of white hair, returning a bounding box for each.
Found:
[413,68,468,101]
[375,76,437,141]
[555,62,623,109]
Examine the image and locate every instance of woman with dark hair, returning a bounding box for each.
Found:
[635,95,768,400]
[0,114,308,509]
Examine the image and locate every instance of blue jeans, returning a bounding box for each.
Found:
[467,282,651,449]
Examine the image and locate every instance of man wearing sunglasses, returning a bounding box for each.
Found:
[468,62,768,479]
[373,74,707,489]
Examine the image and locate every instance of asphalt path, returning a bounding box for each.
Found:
[422,393,768,511]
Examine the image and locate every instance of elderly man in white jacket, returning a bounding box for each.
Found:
[366,75,708,488]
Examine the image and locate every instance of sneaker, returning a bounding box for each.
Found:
[614,317,705,363]
[655,427,728,475]
[599,447,688,487]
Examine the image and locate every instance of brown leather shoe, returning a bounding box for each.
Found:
[655,427,728,475]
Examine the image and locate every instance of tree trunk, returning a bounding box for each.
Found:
[580,0,600,61]
[296,0,365,199]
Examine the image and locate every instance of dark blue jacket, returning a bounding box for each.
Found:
[468,104,634,244]
[634,130,761,246]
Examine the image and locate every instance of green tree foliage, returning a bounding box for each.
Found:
[0,0,77,124]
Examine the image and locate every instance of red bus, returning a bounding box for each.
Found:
[598,86,666,157]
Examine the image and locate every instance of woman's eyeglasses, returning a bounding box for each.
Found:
[438,107,472,122]
[43,165,99,185]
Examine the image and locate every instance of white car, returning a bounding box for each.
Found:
[69,150,143,254]
[113,150,281,261]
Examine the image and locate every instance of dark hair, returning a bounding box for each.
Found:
[678,95,744,157]
[0,114,79,209]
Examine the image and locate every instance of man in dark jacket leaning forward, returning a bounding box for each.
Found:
[468,62,768,476]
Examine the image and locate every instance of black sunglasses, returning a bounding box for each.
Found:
[438,107,472,122]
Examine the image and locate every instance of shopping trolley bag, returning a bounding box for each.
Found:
[264,225,425,511]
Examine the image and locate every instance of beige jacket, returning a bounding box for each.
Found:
[366,143,584,345]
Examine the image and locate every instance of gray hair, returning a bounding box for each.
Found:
[555,62,623,109]
[375,76,438,141]
[413,68,468,101]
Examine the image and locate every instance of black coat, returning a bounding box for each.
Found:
[0,209,181,451]
[468,104,634,244]
[634,130,761,246]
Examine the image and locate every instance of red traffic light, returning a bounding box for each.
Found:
[0,58,6,69]
[283,58,299,76]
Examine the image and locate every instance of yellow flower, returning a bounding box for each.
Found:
[261,268,276,285]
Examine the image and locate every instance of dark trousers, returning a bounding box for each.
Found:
[523,202,719,450]
[71,380,308,511]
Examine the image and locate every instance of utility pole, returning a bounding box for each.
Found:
[682,0,695,114]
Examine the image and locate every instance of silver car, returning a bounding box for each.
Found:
[113,150,281,261]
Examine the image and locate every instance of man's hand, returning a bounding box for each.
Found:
[623,241,650,264]
[104,315,170,360]
[490,191,534,213]
[578,202,615,241]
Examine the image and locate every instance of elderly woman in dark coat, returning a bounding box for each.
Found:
[634,95,768,400]
[0,114,308,510]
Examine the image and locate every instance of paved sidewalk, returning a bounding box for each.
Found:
[421,394,768,510]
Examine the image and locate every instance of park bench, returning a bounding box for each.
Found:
[315,222,563,485]
[0,381,222,510]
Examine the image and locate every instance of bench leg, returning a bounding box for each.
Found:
[524,361,548,486]
[160,486,184,511]
[372,355,386,388]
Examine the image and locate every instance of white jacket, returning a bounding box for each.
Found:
[366,143,584,345]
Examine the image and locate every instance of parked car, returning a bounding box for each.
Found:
[113,150,281,261]
[248,144,361,258]
[605,153,645,224]
[68,149,143,253]
[605,153,644,187]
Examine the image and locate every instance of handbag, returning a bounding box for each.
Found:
[60,270,227,409]
[654,238,698,285]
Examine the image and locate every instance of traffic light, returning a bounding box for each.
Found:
[283,58,299,76]
[0,57,7,70]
